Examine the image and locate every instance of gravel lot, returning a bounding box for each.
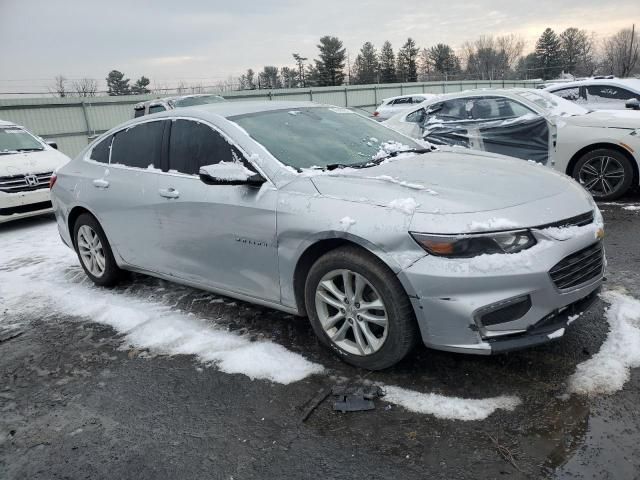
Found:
[1,194,639,480]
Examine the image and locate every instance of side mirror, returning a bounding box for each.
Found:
[199,162,266,187]
[625,98,640,110]
[46,140,58,150]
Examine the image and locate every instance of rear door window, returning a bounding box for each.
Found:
[89,134,114,163]
[586,85,637,101]
[551,87,581,101]
[110,121,166,169]
[392,97,412,105]
[168,120,243,175]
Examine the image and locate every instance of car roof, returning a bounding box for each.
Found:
[382,93,430,102]
[0,119,19,128]
[544,78,640,92]
[157,100,327,118]
[134,94,225,109]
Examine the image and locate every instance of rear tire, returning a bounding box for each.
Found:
[73,213,123,287]
[304,246,418,370]
[572,149,634,201]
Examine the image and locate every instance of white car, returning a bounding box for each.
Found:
[544,78,640,111]
[133,94,225,117]
[384,88,640,200]
[372,94,437,121]
[0,120,70,223]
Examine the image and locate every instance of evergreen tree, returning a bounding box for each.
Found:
[353,41,379,84]
[515,53,538,79]
[305,64,320,87]
[245,69,256,89]
[106,70,131,96]
[315,36,346,86]
[396,38,419,82]
[379,41,396,83]
[559,28,594,76]
[535,28,562,79]
[292,53,307,87]
[280,67,297,88]
[258,66,281,89]
[427,44,460,78]
[131,76,150,94]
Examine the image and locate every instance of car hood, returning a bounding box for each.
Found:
[309,149,583,215]
[565,109,640,129]
[0,148,70,177]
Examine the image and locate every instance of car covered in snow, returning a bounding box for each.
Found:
[1,120,70,223]
[133,94,225,117]
[544,78,640,111]
[373,94,437,121]
[383,88,640,200]
[51,101,604,369]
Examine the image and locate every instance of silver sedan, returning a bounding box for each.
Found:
[50,101,605,369]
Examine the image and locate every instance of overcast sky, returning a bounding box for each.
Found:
[1,0,638,93]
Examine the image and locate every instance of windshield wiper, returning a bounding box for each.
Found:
[375,147,433,162]
[324,162,371,171]
[16,147,44,152]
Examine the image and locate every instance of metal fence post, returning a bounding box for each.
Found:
[400,84,404,95]
[80,101,92,143]
[374,85,378,106]
[344,87,348,107]
[309,88,313,101]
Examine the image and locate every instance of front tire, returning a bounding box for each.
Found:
[572,149,634,201]
[304,246,418,370]
[73,213,123,287]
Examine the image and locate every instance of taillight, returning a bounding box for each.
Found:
[373,111,379,117]
[49,173,57,189]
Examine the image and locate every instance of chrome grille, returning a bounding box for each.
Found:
[549,242,604,290]
[0,172,53,193]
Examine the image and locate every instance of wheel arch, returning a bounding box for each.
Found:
[566,143,639,187]
[292,235,415,316]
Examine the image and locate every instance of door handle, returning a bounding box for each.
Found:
[159,187,180,199]
[92,178,109,189]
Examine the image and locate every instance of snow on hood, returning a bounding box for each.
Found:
[566,109,640,129]
[0,147,70,177]
[309,150,581,215]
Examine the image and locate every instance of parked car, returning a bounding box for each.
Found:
[133,94,225,117]
[544,78,640,111]
[51,101,603,369]
[0,120,70,224]
[373,94,437,120]
[384,88,640,200]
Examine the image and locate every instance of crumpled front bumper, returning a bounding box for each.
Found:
[398,227,604,355]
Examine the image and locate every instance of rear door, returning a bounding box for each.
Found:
[90,120,169,270]
[154,118,280,301]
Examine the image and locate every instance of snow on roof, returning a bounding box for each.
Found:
[0,119,19,127]
[544,77,640,93]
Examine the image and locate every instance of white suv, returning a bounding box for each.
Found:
[544,78,640,111]
[0,120,70,223]
[373,94,437,120]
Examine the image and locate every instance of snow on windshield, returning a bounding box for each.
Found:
[0,127,44,154]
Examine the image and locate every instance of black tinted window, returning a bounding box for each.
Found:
[90,134,113,163]
[586,85,636,100]
[133,107,145,118]
[393,97,411,105]
[553,87,581,101]
[406,108,426,123]
[110,121,165,169]
[169,120,241,175]
[148,105,166,114]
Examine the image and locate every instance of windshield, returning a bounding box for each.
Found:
[0,127,44,155]
[174,95,225,108]
[229,107,421,169]
[516,90,589,116]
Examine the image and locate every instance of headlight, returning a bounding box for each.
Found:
[411,230,537,258]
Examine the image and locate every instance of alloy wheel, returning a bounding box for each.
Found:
[77,225,106,278]
[314,269,389,356]
[578,156,626,197]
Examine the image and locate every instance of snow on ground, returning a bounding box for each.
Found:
[339,216,356,230]
[383,385,521,421]
[0,222,323,384]
[623,205,640,212]
[568,290,640,396]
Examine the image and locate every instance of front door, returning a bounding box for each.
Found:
[154,118,280,302]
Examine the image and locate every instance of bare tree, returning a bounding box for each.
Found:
[71,78,98,97]
[49,75,68,97]
[496,34,525,70]
[602,25,639,77]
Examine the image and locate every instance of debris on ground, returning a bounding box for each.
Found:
[0,328,24,344]
[332,385,384,413]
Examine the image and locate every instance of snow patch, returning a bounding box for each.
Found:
[339,216,356,230]
[568,290,640,396]
[383,385,521,421]
[465,218,519,232]
[370,175,438,194]
[623,205,640,211]
[387,198,419,215]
